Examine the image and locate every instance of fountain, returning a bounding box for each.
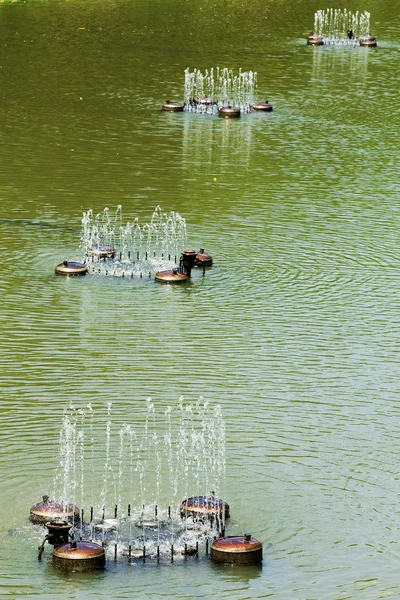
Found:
[54,205,191,280]
[35,399,227,560]
[30,399,264,570]
[162,68,273,117]
[307,10,377,46]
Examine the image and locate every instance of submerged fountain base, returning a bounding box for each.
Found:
[252,101,273,112]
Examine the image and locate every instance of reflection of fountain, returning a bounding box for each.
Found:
[46,399,227,560]
[184,68,257,114]
[182,115,253,171]
[311,43,370,84]
[81,206,187,278]
[308,10,376,46]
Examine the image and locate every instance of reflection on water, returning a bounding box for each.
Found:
[182,116,253,172]
[311,45,370,84]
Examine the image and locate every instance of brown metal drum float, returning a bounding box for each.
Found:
[155,268,189,283]
[218,106,241,118]
[360,35,377,47]
[195,249,213,267]
[211,534,263,565]
[55,261,88,276]
[180,495,230,519]
[162,101,184,112]
[307,34,324,45]
[155,249,198,283]
[53,541,106,572]
[87,245,115,259]
[192,97,217,106]
[30,496,80,524]
[252,101,273,112]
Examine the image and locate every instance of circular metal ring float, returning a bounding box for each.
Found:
[53,541,106,572]
[252,101,273,112]
[180,495,230,519]
[211,534,263,565]
[30,496,80,524]
[196,249,213,267]
[87,245,115,259]
[360,35,377,47]
[218,106,241,118]
[155,268,188,283]
[162,101,184,112]
[55,261,88,276]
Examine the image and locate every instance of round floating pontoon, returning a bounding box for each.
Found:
[87,245,115,259]
[360,35,377,47]
[162,101,184,112]
[155,268,189,283]
[55,261,88,276]
[211,534,263,565]
[218,106,241,118]
[53,541,105,572]
[252,101,273,112]
[30,496,80,524]
[307,34,324,45]
[195,249,213,267]
[180,495,230,519]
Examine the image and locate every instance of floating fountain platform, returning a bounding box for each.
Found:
[210,534,263,565]
[53,541,106,572]
[308,10,376,46]
[163,68,273,116]
[30,496,80,524]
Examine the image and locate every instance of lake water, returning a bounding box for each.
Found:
[1,0,400,598]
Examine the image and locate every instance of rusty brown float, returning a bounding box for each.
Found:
[180,495,230,519]
[211,534,263,565]
[218,106,241,118]
[360,35,377,47]
[53,540,106,572]
[195,249,213,267]
[252,101,273,112]
[87,245,115,259]
[307,34,324,45]
[162,101,185,112]
[155,249,198,283]
[155,268,189,283]
[55,261,88,276]
[30,496,80,524]
[192,97,217,106]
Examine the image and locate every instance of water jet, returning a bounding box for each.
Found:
[309,10,376,46]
